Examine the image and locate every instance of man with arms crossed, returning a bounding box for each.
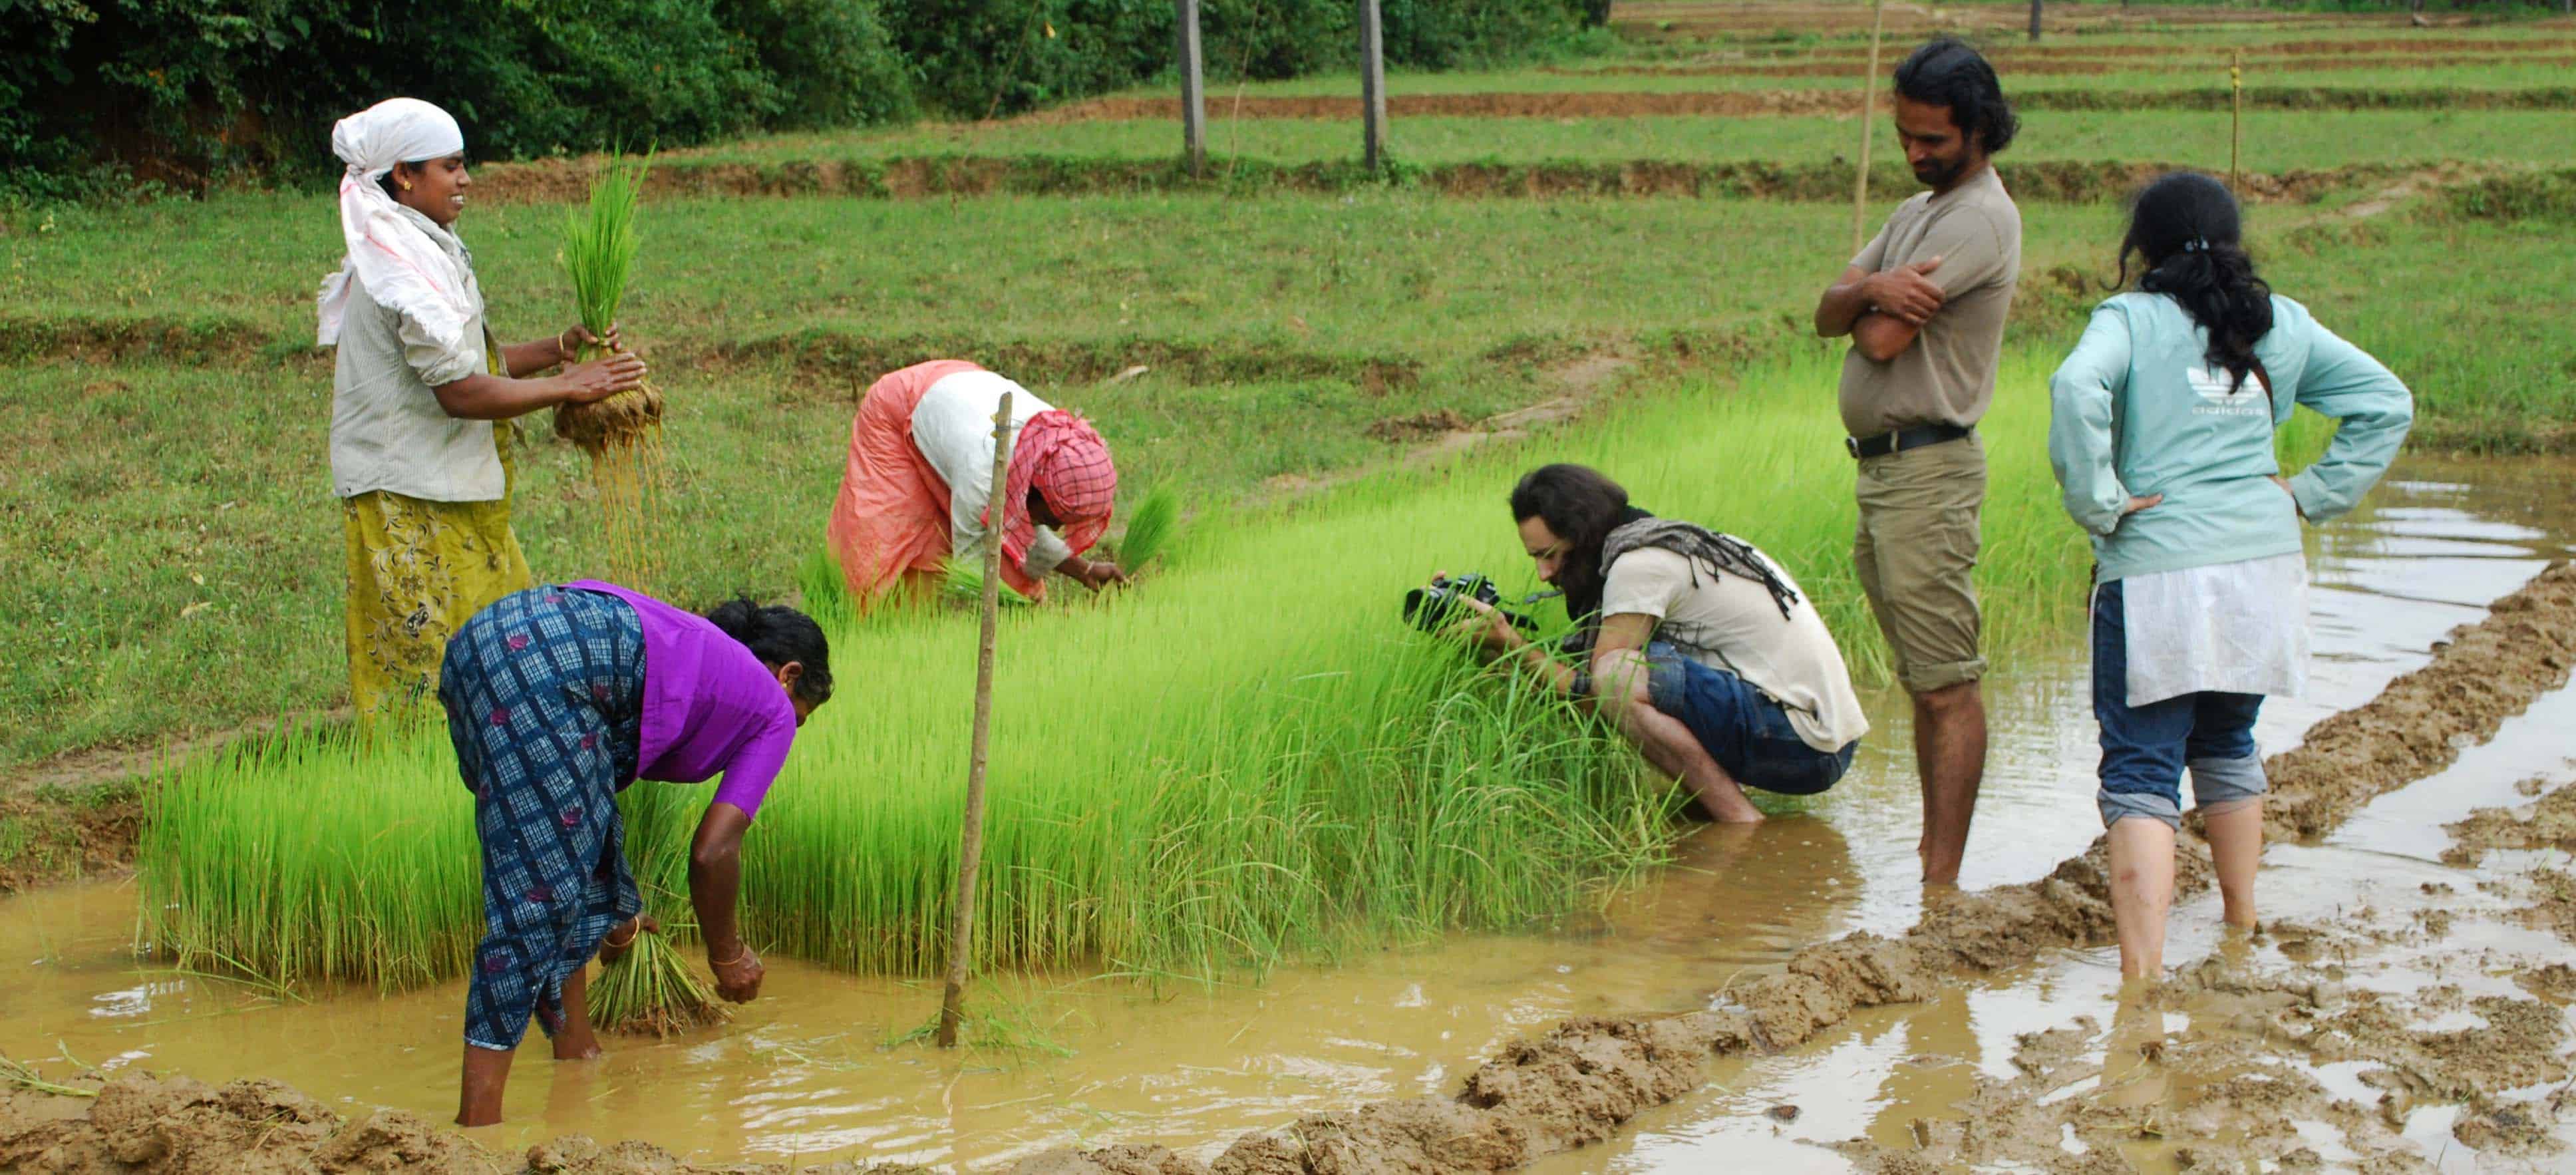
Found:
[1812,39,2022,886]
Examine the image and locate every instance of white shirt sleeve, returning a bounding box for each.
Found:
[1598,548,1691,622]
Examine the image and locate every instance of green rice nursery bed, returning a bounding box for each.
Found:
[141,349,2102,991]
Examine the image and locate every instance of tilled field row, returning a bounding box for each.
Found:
[1599,35,2576,63]
[1553,51,2576,79]
[1029,86,2576,122]
[458,156,2507,210]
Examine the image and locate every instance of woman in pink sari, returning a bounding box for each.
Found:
[826,360,1126,608]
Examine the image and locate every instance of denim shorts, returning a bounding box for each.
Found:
[1642,644,1855,796]
[2092,579,2269,830]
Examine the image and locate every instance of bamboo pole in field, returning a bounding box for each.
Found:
[936,390,1014,1049]
[2230,50,2243,192]
[1852,0,1886,257]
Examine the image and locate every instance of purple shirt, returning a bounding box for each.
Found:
[569,581,798,820]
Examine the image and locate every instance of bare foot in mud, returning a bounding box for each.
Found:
[2100,983,2173,1109]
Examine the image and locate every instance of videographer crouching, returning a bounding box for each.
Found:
[1440,464,1869,823]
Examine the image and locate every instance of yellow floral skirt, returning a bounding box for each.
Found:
[341,473,534,725]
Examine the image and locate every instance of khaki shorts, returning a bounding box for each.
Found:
[1853,432,1988,695]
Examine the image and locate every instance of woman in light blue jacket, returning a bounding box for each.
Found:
[2048,172,2410,979]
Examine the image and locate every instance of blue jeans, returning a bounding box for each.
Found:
[2092,580,2269,830]
[1643,644,1855,796]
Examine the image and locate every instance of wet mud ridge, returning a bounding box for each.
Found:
[3,563,2570,1173]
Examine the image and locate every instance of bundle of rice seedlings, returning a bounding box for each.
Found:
[554,153,667,585]
[942,556,1035,608]
[554,153,661,453]
[1110,486,1181,573]
[587,926,730,1037]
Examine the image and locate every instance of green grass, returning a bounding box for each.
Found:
[7,184,2573,768]
[645,110,2576,173]
[136,346,2099,988]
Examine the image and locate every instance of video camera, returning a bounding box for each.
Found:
[1402,573,1541,634]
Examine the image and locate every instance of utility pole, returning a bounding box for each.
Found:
[1360,0,1388,171]
[1178,0,1206,177]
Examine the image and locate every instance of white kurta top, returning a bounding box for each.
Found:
[326,206,498,502]
[909,369,1073,580]
[2118,551,2309,708]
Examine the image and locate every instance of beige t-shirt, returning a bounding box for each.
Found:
[1836,163,2022,437]
[1599,546,1870,753]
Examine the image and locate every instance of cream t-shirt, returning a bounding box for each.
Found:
[1599,546,1870,753]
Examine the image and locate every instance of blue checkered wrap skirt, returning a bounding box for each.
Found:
[437,585,646,1051]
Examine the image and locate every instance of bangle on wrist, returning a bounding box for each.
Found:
[602,924,638,949]
[711,943,750,968]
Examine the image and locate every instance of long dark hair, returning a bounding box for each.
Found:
[1508,464,1649,626]
[1893,38,2018,155]
[707,597,834,709]
[2120,172,2274,394]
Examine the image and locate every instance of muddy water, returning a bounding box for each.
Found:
[1537,454,2576,1174]
[3,456,2571,1170]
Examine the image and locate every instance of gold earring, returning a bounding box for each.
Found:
[399,180,412,190]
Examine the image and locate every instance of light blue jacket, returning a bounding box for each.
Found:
[2048,292,2413,583]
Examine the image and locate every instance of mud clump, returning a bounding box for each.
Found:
[0,1074,931,1174]
[0,784,142,896]
[2442,775,2576,865]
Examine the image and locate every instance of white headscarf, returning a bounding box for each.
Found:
[315,98,476,349]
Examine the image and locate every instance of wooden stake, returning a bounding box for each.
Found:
[1360,0,1388,172]
[935,390,1013,1049]
[1178,0,1206,178]
[2229,50,2243,192]
[1852,0,1885,257]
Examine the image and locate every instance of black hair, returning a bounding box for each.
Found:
[706,597,834,709]
[2119,172,2274,394]
[1893,38,2018,155]
[1508,463,1651,627]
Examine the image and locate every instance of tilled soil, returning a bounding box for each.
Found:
[1555,51,2576,79]
[9,562,2566,1172]
[1029,87,2576,124]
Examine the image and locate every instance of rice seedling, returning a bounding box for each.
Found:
[1110,486,1182,574]
[554,152,667,587]
[585,929,730,1037]
[138,349,2104,991]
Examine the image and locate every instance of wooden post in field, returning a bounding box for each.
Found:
[935,390,1013,1049]
[1178,0,1207,177]
[1852,0,1887,257]
[2229,50,2243,192]
[1360,0,1388,171]
[2028,0,2042,43]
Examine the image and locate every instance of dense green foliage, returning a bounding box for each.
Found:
[0,0,1589,198]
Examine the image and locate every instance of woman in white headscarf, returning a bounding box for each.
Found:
[320,97,649,723]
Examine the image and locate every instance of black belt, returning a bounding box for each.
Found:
[1845,422,1973,460]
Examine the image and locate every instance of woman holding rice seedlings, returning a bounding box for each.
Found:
[438,581,831,1125]
[2048,172,2410,979]
[827,359,1128,607]
[319,97,649,723]
[1444,464,1869,824]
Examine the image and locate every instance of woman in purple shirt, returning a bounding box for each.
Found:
[436,580,830,1126]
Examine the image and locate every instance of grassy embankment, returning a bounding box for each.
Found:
[8,176,2573,772]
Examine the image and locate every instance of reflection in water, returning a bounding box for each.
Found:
[3,458,2570,1170]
